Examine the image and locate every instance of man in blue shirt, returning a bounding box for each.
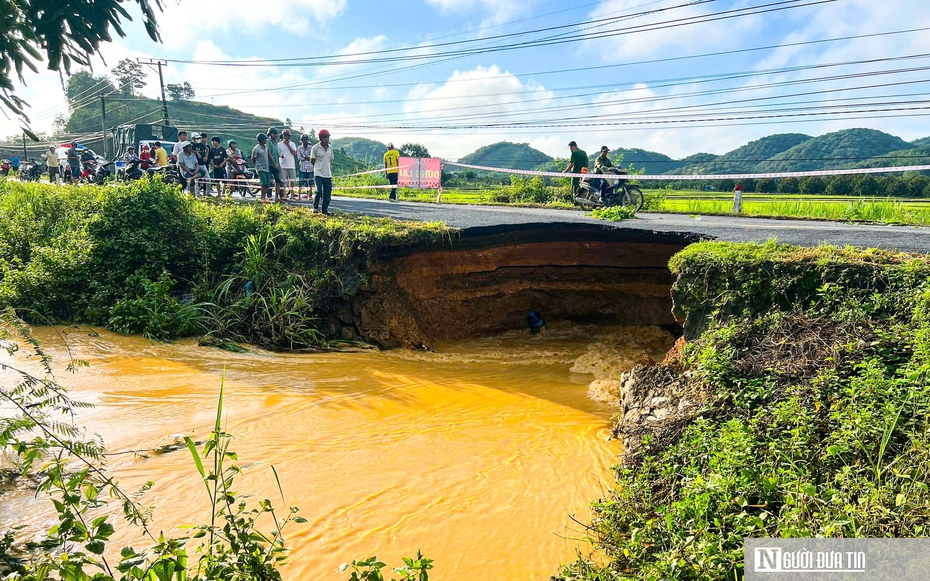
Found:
[9,154,20,174]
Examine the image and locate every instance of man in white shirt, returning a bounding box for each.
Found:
[297,134,314,200]
[310,129,335,214]
[172,131,188,161]
[278,129,297,199]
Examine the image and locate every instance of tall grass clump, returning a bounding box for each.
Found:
[557,242,930,581]
[0,179,450,349]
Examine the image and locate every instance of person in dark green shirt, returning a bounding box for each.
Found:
[564,140,588,194]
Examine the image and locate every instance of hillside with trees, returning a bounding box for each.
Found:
[458,141,553,170]
[674,133,812,174]
[331,137,388,164]
[753,128,910,172]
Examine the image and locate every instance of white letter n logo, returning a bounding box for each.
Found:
[755,547,782,572]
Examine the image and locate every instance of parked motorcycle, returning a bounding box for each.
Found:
[21,158,44,182]
[228,160,259,197]
[574,168,644,211]
[0,159,10,177]
[119,159,147,181]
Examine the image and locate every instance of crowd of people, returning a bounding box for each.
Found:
[6,129,409,215]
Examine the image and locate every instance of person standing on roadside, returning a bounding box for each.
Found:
[153,141,169,168]
[209,136,228,197]
[266,127,283,202]
[278,129,297,199]
[563,140,588,194]
[9,153,19,175]
[251,133,273,203]
[172,131,188,161]
[297,133,314,200]
[67,141,81,184]
[191,132,209,194]
[383,142,400,202]
[310,129,335,214]
[46,146,60,184]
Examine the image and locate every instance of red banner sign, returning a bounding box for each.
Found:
[398,157,442,188]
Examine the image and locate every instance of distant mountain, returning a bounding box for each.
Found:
[911,137,930,149]
[458,141,553,170]
[606,148,686,174]
[679,152,718,165]
[754,128,910,172]
[332,137,387,164]
[676,133,812,174]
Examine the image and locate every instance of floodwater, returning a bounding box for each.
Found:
[0,323,674,580]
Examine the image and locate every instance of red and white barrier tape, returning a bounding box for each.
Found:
[444,161,930,180]
[336,165,410,178]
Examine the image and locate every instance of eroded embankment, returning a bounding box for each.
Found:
[332,224,696,348]
[555,241,930,581]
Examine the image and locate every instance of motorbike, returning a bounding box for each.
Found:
[574,168,644,211]
[0,159,10,177]
[228,160,259,197]
[119,158,147,181]
[21,158,44,182]
[94,160,116,184]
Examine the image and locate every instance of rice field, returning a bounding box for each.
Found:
[334,184,930,226]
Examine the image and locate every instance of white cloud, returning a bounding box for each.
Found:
[425,0,530,27]
[584,0,761,60]
[157,0,347,46]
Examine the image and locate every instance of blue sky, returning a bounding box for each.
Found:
[4,0,930,161]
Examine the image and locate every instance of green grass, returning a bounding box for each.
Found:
[558,242,930,581]
[336,182,930,225]
[0,178,451,349]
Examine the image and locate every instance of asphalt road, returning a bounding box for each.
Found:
[317,196,930,254]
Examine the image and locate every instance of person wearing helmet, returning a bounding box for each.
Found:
[297,133,314,199]
[67,141,81,184]
[383,142,400,202]
[178,140,207,195]
[278,129,297,199]
[227,139,247,191]
[209,136,228,197]
[310,129,334,214]
[46,145,60,184]
[266,127,283,202]
[251,133,273,202]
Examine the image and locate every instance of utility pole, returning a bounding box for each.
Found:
[137,58,170,126]
[100,96,108,159]
[21,132,27,162]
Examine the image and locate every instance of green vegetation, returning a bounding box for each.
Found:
[590,206,637,221]
[558,241,930,580]
[458,141,553,170]
[332,137,389,164]
[757,128,910,172]
[0,179,449,349]
[676,133,812,174]
[653,193,930,225]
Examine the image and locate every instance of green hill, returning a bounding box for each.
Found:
[754,128,910,172]
[676,133,812,174]
[606,148,685,174]
[332,137,387,164]
[458,141,553,170]
[63,96,364,173]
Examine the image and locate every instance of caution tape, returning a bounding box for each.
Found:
[444,161,930,181]
[335,165,410,178]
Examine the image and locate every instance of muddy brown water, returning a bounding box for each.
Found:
[0,324,675,580]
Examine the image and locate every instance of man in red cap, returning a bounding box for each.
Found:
[310,129,335,214]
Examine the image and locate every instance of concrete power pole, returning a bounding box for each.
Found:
[100,96,108,159]
[138,58,170,127]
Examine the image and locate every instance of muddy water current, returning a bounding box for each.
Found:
[0,324,675,580]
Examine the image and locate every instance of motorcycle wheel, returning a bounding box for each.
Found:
[163,174,181,186]
[621,186,645,211]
